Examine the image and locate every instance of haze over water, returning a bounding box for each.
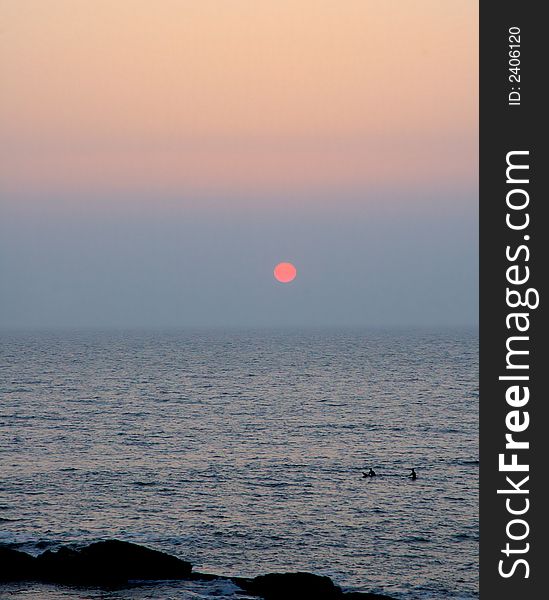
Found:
[1,1,478,333]
[1,328,478,599]
[1,3,478,598]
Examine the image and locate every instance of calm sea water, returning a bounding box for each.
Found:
[0,329,478,599]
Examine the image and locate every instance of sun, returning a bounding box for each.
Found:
[274,262,297,283]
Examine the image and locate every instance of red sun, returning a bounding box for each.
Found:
[274,262,297,283]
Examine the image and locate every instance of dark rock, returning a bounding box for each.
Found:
[233,572,397,599]
[0,541,396,598]
[0,547,37,581]
[35,540,192,584]
[236,572,343,599]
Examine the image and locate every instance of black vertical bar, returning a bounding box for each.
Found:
[480,1,548,597]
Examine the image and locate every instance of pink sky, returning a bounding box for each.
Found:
[1,0,478,212]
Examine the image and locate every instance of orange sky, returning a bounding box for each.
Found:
[1,0,478,208]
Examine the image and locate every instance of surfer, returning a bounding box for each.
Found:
[409,468,417,480]
[362,468,376,477]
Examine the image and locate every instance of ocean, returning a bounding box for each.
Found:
[0,329,478,599]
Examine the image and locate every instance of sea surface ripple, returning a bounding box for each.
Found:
[0,329,478,599]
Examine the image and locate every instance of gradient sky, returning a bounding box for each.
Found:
[0,1,478,329]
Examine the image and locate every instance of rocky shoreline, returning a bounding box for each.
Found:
[1,539,395,599]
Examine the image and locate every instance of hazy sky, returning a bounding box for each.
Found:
[0,1,478,329]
